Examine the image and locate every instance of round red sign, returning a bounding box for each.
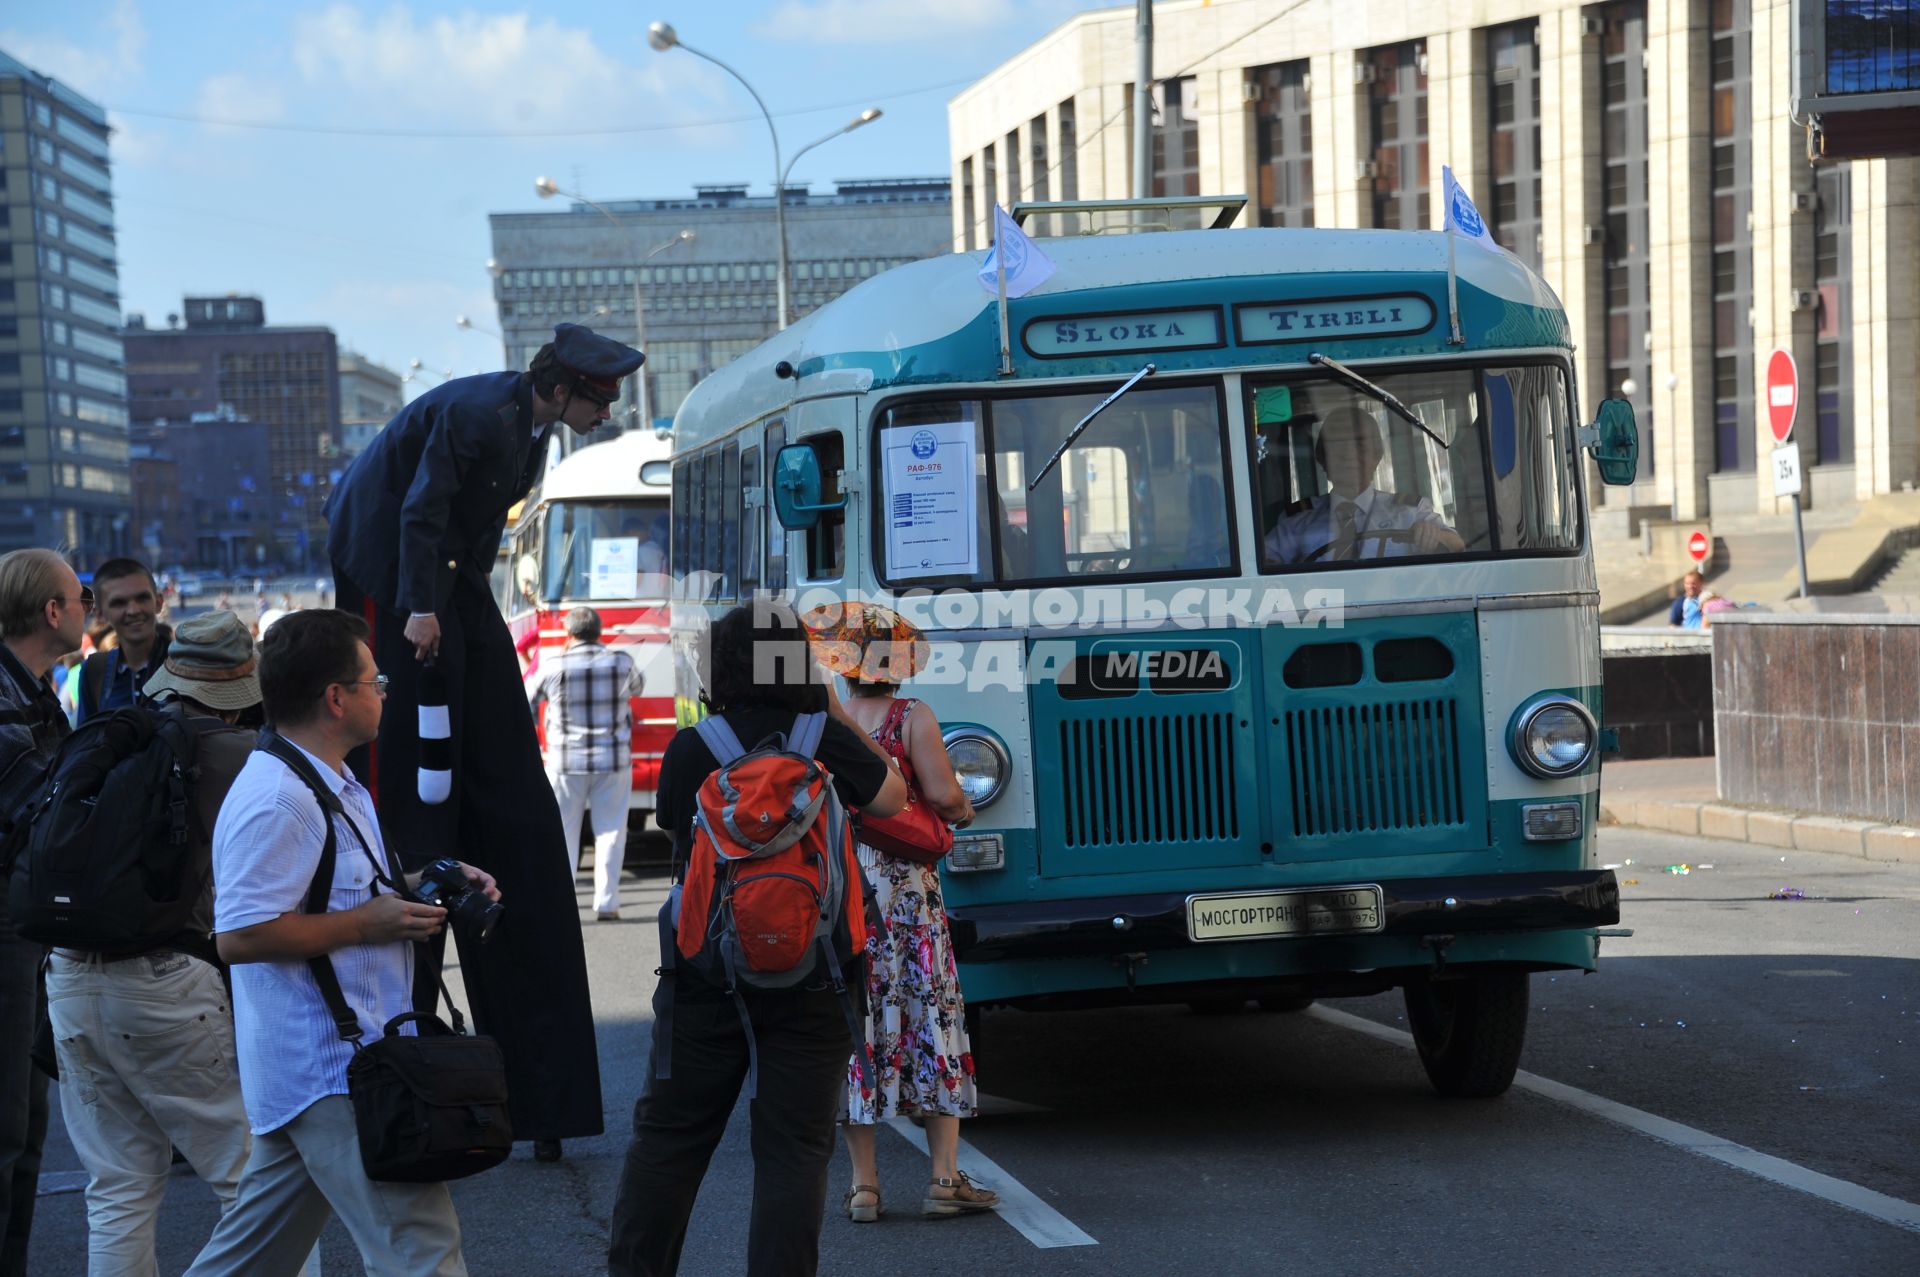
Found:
[1688,530,1710,564]
[1765,348,1798,445]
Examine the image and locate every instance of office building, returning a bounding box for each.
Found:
[948,0,1920,522]
[339,348,403,456]
[487,178,951,436]
[123,297,340,572]
[0,49,131,563]
[130,405,273,572]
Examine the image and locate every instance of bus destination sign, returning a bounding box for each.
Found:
[1023,307,1224,359]
[1234,294,1436,345]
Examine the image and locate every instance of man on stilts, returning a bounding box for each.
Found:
[323,324,642,1160]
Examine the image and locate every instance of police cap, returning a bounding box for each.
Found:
[551,323,644,402]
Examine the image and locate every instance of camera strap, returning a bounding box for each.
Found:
[257,731,467,1045]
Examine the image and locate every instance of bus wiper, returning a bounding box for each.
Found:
[1307,352,1449,449]
[1028,363,1157,493]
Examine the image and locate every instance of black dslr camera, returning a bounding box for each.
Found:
[413,858,503,945]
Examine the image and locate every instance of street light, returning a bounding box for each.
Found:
[777,108,883,324]
[455,314,500,338]
[533,176,694,433]
[650,22,882,329]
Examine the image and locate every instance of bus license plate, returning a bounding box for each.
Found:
[1186,886,1383,943]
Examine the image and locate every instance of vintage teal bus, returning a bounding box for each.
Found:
[665,199,1637,1096]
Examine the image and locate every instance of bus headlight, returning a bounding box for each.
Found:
[1510,697,1597,778]
[942,726,1010,808]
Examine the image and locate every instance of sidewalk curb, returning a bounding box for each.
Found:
[1598,797,1915,863]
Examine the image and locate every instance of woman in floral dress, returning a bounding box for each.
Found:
[806,603,999,1222]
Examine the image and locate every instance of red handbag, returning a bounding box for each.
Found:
[855,699,955,865]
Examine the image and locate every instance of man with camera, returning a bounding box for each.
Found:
[186,609,497,1276]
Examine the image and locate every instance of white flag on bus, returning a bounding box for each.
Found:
[1441,165,1500,250]
[977,205,1057,299]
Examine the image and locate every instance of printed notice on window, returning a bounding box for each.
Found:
[882,421,978,579]
[589,537,638,599]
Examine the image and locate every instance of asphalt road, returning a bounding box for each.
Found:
[28,826,1920,1275]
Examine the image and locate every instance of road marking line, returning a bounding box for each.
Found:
[1308,1005,1920,1234]
[885,1117,1097,1248]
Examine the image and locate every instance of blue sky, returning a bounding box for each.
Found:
[2,0,1103,390]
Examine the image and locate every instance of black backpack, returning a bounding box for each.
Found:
[7,702,210,952]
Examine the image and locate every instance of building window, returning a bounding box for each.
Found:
[982,143,997,218]
[1814,163,1852,466]
[1367,43,1429,229]
[1151,77,1200,197]
[1059,98,1078,200]
[1487,21,1542,271]
[1029,113,1050,202]
[1252,62,1313,228]
[1005,129,1022,205]
[1710,0,1753,473]
[1599,1,1652,480]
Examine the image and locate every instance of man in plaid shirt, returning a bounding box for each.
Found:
[527,608,641,920]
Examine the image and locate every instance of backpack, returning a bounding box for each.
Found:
[7,702,210,953]
[655,711,873,1097]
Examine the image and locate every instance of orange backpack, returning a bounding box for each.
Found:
[655,712,872,1096]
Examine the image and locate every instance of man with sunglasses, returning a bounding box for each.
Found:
[0,548,87,1275]
[321,324,641,1162]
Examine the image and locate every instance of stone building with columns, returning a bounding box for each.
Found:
[948,0,1918,525]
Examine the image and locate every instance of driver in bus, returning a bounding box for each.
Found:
[1263,405,1465,565]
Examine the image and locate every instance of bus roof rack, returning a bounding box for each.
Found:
[1009,195,1247,237]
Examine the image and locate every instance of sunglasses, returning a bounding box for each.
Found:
[54,586,96,614]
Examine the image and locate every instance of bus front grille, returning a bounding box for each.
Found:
[1284,698,1465,836]
[1059,713,1240,848]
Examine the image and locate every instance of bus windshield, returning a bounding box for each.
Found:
[877,383,1234,586]
[540,498,671,602]
[1249,362,1580,569]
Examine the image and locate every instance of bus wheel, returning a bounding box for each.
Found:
[1256,993,1315,1013]
[1403,971,1529,1098]
[1187,997,1250,1015]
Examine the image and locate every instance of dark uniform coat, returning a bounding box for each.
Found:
[324,371,603,1141]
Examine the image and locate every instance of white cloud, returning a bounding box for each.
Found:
[755,0,1072,45]
[0,0,146,98]
[194,72,288,127]
[286,4,692,133]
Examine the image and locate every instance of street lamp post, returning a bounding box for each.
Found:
[647,23,878,330]
[533,176,693,432]
[777,108,883,325]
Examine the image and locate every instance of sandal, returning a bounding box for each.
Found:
[922,1172,999,1218]
[845,1184,882,1223]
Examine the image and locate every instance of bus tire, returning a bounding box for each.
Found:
[1403,970,1529,1099]
[1256,993,1315,1013]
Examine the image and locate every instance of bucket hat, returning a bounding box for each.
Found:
[141,610,261,711]
[800,600,930,684]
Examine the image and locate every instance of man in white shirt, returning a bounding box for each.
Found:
[186,609,496,1277]
[1263,406,1465,565]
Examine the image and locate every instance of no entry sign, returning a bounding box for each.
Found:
[1766,348,1798,445]
[1688,529,1710,564]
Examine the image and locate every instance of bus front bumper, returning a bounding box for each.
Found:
[948,870,1619,964]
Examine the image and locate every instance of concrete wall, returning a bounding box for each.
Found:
[1712,613,1920,822]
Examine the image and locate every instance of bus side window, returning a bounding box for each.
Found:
[740,443,761,593]
[717,440,739,601]
[671,457,691,597]
[765,423,787,592]
[802,432,845,581]
[701,448,725,601]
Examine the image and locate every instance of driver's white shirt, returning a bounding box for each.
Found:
[1263,485,1450,564]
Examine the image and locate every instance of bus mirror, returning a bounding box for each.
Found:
[639,460,671,487]
[1584,398,1638,486]
[515,553,541,604]
[772,444,844,530]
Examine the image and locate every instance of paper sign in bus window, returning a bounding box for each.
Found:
[883,421,979,579]
[589,537,638,599]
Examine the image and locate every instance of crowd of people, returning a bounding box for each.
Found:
[0,325,994,1277]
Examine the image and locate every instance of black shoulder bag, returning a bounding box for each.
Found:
[260,732,513,1183]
